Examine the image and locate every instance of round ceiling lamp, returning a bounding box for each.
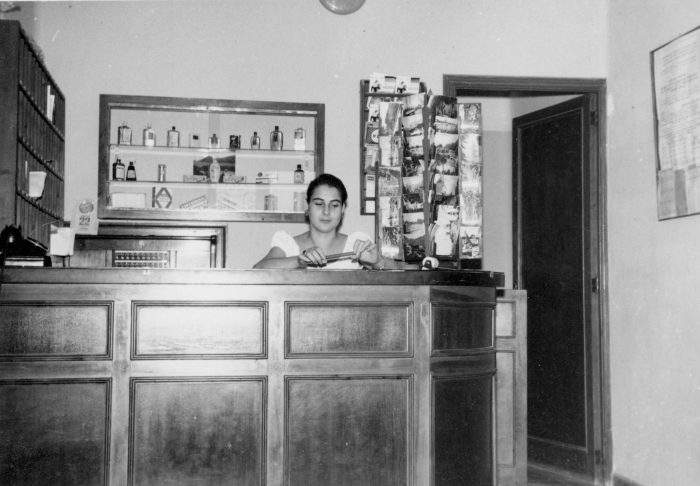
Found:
[319,0,366,15]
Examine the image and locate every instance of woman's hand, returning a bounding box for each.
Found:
[298,246,327,267]
[353,240,385,269]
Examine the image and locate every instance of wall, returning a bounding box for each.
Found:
[8,0,606,269]
[608,1,700,485]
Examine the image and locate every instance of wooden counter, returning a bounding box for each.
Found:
[0,268,523,486]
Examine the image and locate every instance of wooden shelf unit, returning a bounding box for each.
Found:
[0,20,65,246]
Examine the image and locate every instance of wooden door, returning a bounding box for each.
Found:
[513,96,600,480]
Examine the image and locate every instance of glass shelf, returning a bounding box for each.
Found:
[110,144,315,158]
[106,180,308,215]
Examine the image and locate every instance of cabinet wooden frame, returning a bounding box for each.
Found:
[98,94,325,223]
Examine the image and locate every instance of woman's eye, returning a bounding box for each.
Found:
[331,203,341,209]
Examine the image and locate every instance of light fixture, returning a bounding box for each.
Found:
[319,0,366,15]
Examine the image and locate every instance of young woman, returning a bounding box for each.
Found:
[253,173,393,270]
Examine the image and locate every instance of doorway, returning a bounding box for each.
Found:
[444,75,609,485]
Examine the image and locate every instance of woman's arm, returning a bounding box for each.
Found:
[350,238,400,270]
[253,247,304,269]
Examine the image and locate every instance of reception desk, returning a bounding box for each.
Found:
[0,268,523,486]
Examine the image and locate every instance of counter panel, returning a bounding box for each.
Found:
[433,374,493,486]
[132,301,267,359]
[0,379,110,485]
[431,303,494,354]
[129,377,265,486]
[286,302,412,357]
[0,302,113,360]
[286,375,411,486]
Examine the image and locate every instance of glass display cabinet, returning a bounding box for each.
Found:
[98,94,324,222]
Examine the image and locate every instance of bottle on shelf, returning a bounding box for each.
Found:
[126,161,137,181]
[294,164,305,184]
[270,125,283,150]
[143,124,156,147]
[294,127,306,151]
[112,158,126,180]
[209,133,220,149]
[118,122,132,145]
[167,126,180,147]
[250,131,261,150]
[209,159,221,183]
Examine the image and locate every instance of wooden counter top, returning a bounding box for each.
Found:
[0,267,505,287]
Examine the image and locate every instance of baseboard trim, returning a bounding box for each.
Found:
[613,473,645,486]
[528,462,593,485]
[528,435,590,475]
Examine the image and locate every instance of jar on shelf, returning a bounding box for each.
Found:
[143,124,155,147]
[270,126,283,150]
[167,126,180,147]
[118,122,132,145]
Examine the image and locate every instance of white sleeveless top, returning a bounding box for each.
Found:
[270,230,371,270]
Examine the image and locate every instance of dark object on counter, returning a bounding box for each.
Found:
[0,224,51,267]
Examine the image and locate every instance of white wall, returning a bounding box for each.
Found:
[608,1,700,484]
[9,0,606,269]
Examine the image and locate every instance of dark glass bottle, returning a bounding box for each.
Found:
[270,126,283,150]
[126,161,137,181]
[294,164,304,184]
[112,158,125,180]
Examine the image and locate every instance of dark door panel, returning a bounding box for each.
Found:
[513,96,594,477]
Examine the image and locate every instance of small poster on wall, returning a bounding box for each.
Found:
[651,24,700,220]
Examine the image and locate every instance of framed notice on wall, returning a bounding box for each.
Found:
[651,25,700,220]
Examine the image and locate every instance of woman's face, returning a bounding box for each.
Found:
[308,184,345,233]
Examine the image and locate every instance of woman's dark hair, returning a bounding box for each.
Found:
[306,173,348,205]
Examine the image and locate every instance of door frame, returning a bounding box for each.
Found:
[443,75,610,485]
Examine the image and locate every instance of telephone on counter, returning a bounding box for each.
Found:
[0,224,51,267]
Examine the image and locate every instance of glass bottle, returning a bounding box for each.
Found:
[126,161,137,181]
[118,122,132,145]
[143,124,156,147]
[209,159,221,183]
[167,126,180,147]
[250,131,261,150]
[294,127,306,151]
[294,164,305,184]
[209,133,220,149]
[270,125,283,151]
[112,158,126,180]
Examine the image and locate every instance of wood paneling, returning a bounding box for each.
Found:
[497,351,516,465]
[129,377,265,486]
[496,289,528,486]
[286,376,411,486]
[433,374,493,486]
[132,302,266,359]
[0,379,110,485]
[0,270,511,486]
[431,303,494,354]
[286,302,412,357]
[0,302,112,360]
